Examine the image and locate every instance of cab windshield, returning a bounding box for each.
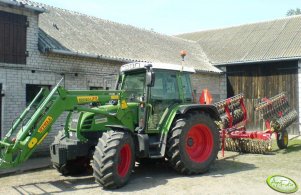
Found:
[121,72,145,102]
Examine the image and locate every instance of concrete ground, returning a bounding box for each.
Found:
[0,137,300,195]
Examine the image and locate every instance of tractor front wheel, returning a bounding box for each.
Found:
[277,129,288,149]
[167,112,219,174]
[92,130,135,189]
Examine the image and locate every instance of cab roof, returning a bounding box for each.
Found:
[120,62,196,73]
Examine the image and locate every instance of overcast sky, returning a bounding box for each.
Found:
[34,0,300,35]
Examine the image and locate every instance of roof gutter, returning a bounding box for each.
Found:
[0,0,45,13]
[46,48,134,63]
[46,49,223,74]
[213,56,301,66]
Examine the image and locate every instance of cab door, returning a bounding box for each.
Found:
[147,70,180,132]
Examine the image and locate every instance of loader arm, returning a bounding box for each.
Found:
[0,81,124,169]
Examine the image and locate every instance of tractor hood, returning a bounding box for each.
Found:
[69,102,139,134]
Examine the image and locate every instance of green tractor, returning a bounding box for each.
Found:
[0,62,220,189]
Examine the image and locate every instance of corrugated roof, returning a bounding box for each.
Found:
[0,0,45,12]
[38,6,221,73]
[177,16,301,65]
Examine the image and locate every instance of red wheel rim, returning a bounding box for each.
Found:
[185,124,213,163]
[118,144,132,177]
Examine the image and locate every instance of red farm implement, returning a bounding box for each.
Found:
[215,93,298,154]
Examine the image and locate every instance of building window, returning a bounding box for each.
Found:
[0,11,27,64]
[26,84,51,105]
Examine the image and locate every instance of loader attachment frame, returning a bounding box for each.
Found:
[0,79,125,169]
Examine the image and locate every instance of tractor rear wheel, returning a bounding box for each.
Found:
[277,129,288,149]
[167,112,219,174]
[92,130,135,189]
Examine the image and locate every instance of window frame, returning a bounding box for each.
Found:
[150,70,180,101]
[0,11,27,64]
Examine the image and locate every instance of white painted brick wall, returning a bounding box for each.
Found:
[191,73,223,103]
[218,67,227,101]
[298,60,301,134]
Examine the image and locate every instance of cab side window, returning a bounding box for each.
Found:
[151,71,179,100]
[181,73,193,101]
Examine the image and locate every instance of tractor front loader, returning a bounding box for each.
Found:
[0,79,122,169]
[0,62,221,189]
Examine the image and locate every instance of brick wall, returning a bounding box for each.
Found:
[191,72,225,103]
[298,60,301,134]
[218,67,227,101]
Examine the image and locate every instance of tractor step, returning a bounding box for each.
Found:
[148,135,163,158]
[149,141,161,147]
[149,150,163,158]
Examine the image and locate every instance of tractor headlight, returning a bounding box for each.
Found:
[69,112,81,129]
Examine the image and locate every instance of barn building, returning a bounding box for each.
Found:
[178,16,301,134]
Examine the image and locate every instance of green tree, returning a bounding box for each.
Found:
[287,8,301,16]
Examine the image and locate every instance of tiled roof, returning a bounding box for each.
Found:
[38,6,221,73]
[0,0,45,12]
[177,16,301,65]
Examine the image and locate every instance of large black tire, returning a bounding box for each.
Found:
[92,130,135,189]
[277,129,288,149]
[52,131,91,176]
[167,112,219,174]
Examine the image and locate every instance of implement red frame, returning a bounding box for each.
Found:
[219,95,275,156]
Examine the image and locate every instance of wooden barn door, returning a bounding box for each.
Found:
[226,61,298,133]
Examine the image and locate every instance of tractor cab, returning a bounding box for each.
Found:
[119,62,196,132]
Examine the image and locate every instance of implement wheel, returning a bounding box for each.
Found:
[167,112,219,174]
[92,130,135,189]
[277,129,288,149]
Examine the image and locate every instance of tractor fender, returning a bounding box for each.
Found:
[177,104,221,121]
[157,104,220,158]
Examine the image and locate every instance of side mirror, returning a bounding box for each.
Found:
[146,71,155,87]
